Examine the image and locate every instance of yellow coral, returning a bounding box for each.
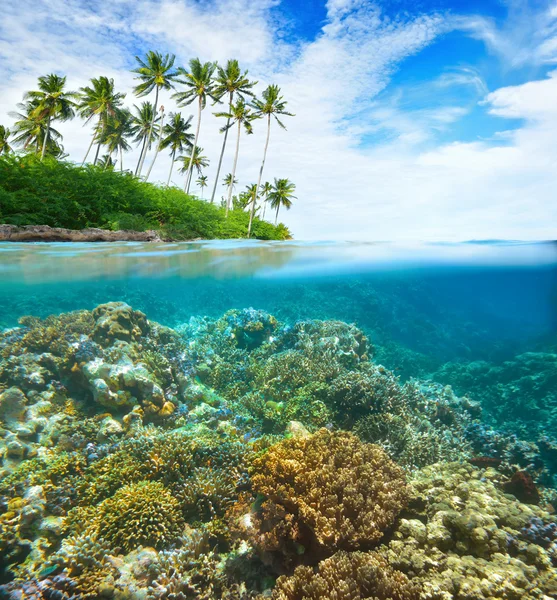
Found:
[94,481,184,551]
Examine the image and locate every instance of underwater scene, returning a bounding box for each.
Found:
[0,240,557,600]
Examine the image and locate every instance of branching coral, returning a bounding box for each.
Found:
[94,481,185,552]
[266,551,421,600]
[236,429,408,564]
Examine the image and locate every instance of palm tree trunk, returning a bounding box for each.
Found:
[83,115,102,165]
[145,109,165,181]
[186,167,195,193]
[248,114,271,238]
[262,193,267,220]
[138,87,159,177]
[94,126,105,165]
[135,137,147,176]
[82,132,96,165]
[185,96,202,192]
[275,204,280,226]
[226,120,241,218]
[210,91,233,204]
[120,145,123,173]
[40,116,51,161]
[167,148,176,186]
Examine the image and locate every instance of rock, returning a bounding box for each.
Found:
[286,420,310,439]
[0,387,27,423]
[0,224,162,242]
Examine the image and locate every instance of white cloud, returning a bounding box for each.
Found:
[0,0,556,241]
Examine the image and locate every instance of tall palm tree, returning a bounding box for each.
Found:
[178,146,209,192]
[248,85,294,236]
[268,178,296,226]
[102,109,133,172]
[0,125,13,154]
[10,99,63,155]
[132,51,177,177]
[26,74,77,161]
[197,175,208,198]
[215,98,259,217]
[159,112,194,186]
[130,102,160,175]
[210,59,257,204]
[78,77,126,165]
[173,59,218,193]
[260,181,273,220]
[145,105,166,181]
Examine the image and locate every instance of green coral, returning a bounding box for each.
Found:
[94,481,184,551]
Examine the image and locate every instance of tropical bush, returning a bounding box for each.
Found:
[0,155,291,240]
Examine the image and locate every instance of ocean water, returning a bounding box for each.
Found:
[0,240,556,598]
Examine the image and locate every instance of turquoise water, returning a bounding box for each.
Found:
[1,240,556,598]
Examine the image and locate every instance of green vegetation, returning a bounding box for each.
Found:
[0,154,291,240]
[0,51,298,238]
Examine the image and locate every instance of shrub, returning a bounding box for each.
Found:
[0,155,291,240]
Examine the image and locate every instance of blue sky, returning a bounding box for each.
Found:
[1,0,556,240]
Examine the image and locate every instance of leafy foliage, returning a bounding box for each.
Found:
[0,154,291,240]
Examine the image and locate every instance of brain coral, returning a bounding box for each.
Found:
[243,429,408,562]
[266,551,421,600]
[95,481,184,552]
[92,302,149,346]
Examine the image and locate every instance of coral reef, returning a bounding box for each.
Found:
[1,303,556,599]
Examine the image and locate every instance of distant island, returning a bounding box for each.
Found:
[0,53,297,241]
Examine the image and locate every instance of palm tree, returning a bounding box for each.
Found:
[26,74,77,161]
[102,109,133,172]
[215,97,259,217]
[197,175,208,197]
[178,146,209,192]
[268,178,296,226]
[0,125,13,154]
[223,173,238,190]
[210,59,257,203]
[98,154,115,171]
[159,112,194,186]
[130,102,160,175]
[244,183,258,213]
[78,76,126,165]
[145,105,166,181]
[132,51,177,177]
[173,59,218,193]
[248,85,294,236]
[10,99,63,155]
[260,181,273,220]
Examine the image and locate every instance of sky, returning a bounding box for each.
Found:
[0,0,556,241]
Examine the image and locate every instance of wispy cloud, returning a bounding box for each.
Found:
[0,0,556,240]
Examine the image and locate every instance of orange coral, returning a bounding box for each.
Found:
[266,551,421,600]
[239,429,408,564]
